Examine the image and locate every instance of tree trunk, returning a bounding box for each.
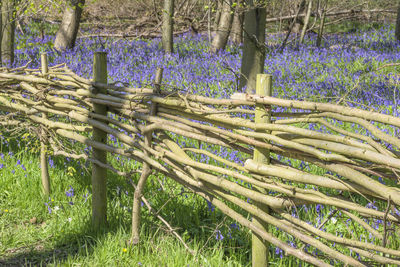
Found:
[279,0,306,52]
[299,0,313,44]
[0,3,2,64]
[396,2,400,41]
[239,0,266,94]
[316,0,327,47]
[1,0,16,66]
[162,0,174,53]
[207,0,211,41]
[213,0,222,32]
[241,5,269,263]
[210,0,233,53]
[231,0,244,45]
[54,0,85,51]
[292,0,306,33]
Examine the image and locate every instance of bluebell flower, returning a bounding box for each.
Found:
[49,157,55,168]
[230,223,239,230]
[215,230,224,241]
[66,186,75,197]
[316,204,322,214]
[44,203,52,214]
[206,200,214,212]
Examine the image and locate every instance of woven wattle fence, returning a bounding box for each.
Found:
[1,53,400,266]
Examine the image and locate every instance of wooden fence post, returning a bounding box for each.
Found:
[40,53,50,195]
[92,52,108,229]
[130,67,163,245]
[252,74,272,267]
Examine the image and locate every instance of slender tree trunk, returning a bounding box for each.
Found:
[162,0,174,53]
[239,0,266,93]
[396,2,400,41]
[279,0,306,52]
[316,0,327,47]
[207,0,211,41]
[292,0,306,34]
[210,0,233,53]
[54,0,85,51]
[278,0,284,32]
[299,0,313,44]
[1,0,16,66]
[231,0,244,45]
[0,3,2,64]
[213,0,222,32]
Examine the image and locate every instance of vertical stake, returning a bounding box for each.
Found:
[252,74,272,267]
[92,52,108,229]
[40,53,50,195]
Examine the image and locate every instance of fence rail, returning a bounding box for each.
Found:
[1,53,400,266]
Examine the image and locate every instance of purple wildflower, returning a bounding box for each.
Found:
[65,186,75,197]
[215,230,224,241]
[49,157,55,168]
[206,200,214,212]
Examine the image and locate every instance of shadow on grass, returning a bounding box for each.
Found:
[0,137,250,266]
[0,214,131,266]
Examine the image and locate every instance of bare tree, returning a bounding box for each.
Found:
[211,0,234,53]
[299,0,313,44]
[162,0,174,53]
[231,0,244,44]
[1,0,16,66]
[316,0,327,47]
[396,1,400,41]
[239,0,266,93]
[292,0,307,33]
[213,0,223,32]
[279,0,306,52]
[54,0,85,51]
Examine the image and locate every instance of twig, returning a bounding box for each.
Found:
[127,179,196,255]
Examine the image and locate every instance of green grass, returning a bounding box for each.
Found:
[0,141,253,266]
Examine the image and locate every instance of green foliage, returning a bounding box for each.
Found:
[0,148,251,266]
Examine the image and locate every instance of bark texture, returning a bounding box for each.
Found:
[239,0,266,93]
[230,0,244,44]
[316,0,327,47]
[1,0,16,66]
[54,0,85,51]
[91,52,108,230]
[162,0,174,53]
[213,0,223,32]
[299,0,313,44]
[292,0,306,33]
[211,0,234,53]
